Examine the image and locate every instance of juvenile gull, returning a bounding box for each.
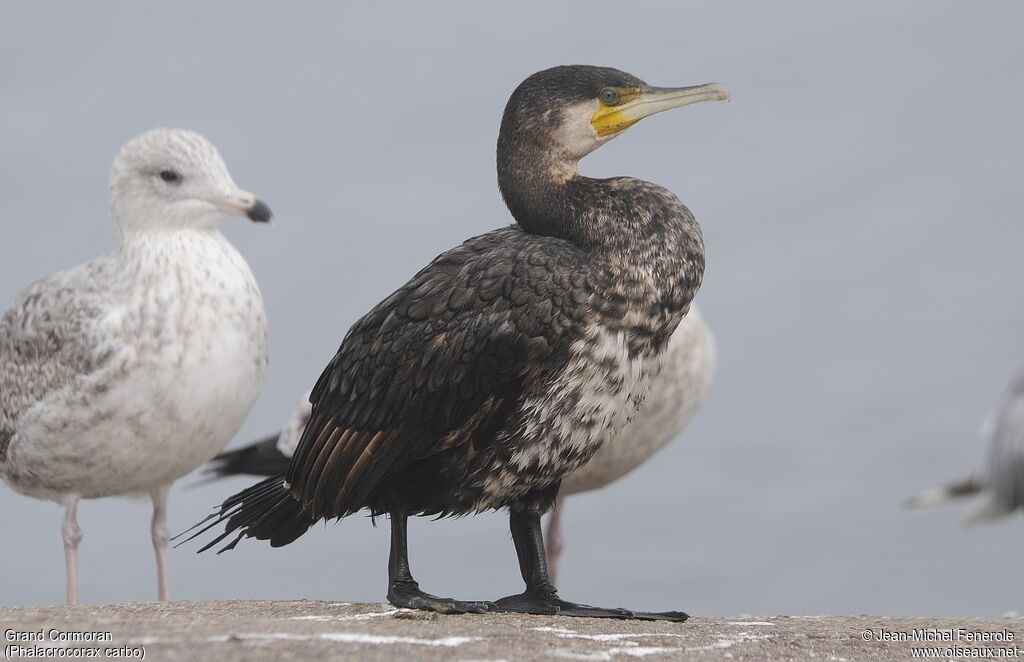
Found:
[907,365,1024,522]
[206,305,715,582]
[186,65,728,621]
[0,128,272,605]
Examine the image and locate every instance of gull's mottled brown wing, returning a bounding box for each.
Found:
[0,262,110,468]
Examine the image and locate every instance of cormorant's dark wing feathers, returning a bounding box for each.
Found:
[288,226,585,520]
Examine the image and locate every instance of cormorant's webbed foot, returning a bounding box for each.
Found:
[388,579,493,614]
[496,505,689,622]
[558,603,689,622]
[493,586,688,621]
[494,586,560,615]
[386,510,493,615]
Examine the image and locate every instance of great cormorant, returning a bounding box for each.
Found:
[205,305,715,583]
[0,129,272,605]
[185,65,728,621]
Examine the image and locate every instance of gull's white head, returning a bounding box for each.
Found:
[108,128,272,234]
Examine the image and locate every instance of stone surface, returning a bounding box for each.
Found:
[1,601,1022,661]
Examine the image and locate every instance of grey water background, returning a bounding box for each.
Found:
[1,1,1022,616]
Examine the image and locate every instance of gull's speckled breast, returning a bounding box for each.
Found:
[1,229,267,500]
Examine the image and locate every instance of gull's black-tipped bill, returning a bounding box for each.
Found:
[247,199,273,223]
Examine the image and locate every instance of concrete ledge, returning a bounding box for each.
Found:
[1,600,1021,661]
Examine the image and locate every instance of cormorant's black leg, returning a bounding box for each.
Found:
[493,506,688,622]
[386,510,492,614]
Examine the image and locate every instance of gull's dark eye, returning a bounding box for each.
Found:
[159,169,182,184]
[599,87,620,105]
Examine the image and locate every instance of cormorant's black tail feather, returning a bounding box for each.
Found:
[173,475,314,554]
[204,434,291,478]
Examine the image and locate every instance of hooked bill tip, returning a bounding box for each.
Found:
[702,82,730,102]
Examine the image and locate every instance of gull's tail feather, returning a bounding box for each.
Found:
[964,496,1016,526]
[204,434,291,479]
[904,475,984,510]
[173,475,314,553]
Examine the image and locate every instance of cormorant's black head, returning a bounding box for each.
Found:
[498,65,729,163]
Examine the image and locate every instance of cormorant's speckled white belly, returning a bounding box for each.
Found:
[479,324,662,509]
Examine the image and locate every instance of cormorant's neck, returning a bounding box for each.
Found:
[497,137,667,250]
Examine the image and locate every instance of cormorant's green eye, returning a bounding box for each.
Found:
[599,88,619,105]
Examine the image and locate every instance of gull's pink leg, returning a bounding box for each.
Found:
[544,495,565,586]
[61,496,83,606]
[150,485,171,601]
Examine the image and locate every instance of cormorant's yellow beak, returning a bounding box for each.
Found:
[591,83,730,138]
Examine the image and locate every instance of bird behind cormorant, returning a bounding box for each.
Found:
[182,65,728,621]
